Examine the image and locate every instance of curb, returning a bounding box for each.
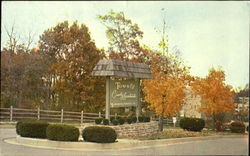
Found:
[4,134,247,151]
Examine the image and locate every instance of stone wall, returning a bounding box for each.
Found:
[80,121,159,137]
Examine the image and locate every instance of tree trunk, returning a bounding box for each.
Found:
[159,116,164,131]
[212,114,216,131]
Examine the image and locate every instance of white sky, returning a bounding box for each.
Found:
[1,1,249,89]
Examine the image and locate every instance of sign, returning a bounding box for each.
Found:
[109,77,139,108]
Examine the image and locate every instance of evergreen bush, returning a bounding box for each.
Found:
[112,119,119,126]
[16,120,24,135]
[82,126,117,143]
[144,116,151,122]
[17,120,49,138]
[103,119,109,125]
[127,117,133,124]
[46,124,79,141]
[118,117,125,125]
[110,117,115,122]
[95,118,103,124]
[138,116,144,122]
[132,116,137,123]
[179,117,205,132]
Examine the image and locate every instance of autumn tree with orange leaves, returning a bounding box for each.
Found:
[191,67,235,130]
[143,50,190,131]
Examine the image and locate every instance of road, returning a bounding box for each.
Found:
[0,128,248,156]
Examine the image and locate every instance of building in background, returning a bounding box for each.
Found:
[234,97,249,122]
[179,86,205,119]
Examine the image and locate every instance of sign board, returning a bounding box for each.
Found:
[109,77,139,108]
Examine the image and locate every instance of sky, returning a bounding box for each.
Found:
[1,1,249,89]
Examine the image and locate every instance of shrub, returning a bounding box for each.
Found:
[112,119,118,126]
[138,116,144,122]
[103,119,109,125]
[144,116,151,122]
[215,121,224,132]
[230,121,245,133]
[110,117,115,122]
[180,117,205,132]
[123,117,127,122]
[118,117,125,125]
[17,120,49,138]
[82,126,117,143]
[132,116,137,123]
[116,116,121,120]
[46,124,79,141]
[127,117,133,124]
[95,118,103,124]
[16,121,23,135]
[16,120,34,135]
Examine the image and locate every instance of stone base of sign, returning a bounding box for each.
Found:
[80,121,159,137]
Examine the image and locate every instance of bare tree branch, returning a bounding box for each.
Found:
[4,23,19,52]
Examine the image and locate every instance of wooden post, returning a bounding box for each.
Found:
[105,77,110,120]
[10,105,13,121]
[99,112,101,118]
[115,113,117,119]
[37,107,40,120]
[81,111,83,125]
[61,109,64,123]
[136,79,141,122]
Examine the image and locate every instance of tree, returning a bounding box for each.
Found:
[143,50,189,131]
[1,24,47,108]
[191,67,235,130]
[98,10,145,62]
[39,21,105,112]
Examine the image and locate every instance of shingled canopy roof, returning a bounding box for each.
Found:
[91,59,153,79]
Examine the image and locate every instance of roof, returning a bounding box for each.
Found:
[91,59,153,79]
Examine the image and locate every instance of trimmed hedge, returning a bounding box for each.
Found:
[16,121,23,135]
[103,119,109,125]
[127,117,133,124]
[118,117,125,125]
[82,126,117,143]
[132,116,137,123]
[110,117,115,122]
[138,116,144,122]
[144,116,151,122]
[17,120,49,138]
[230,121,245,133]
[180,117,205,132]
[112,119,119,126]
[46,124,79,141]
[95,118,103,124]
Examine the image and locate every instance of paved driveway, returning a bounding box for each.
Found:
[0,128,248,155]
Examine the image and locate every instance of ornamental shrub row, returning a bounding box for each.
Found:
[179,117,205,132]
[16,120,79,141]
[16,120,118,143]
